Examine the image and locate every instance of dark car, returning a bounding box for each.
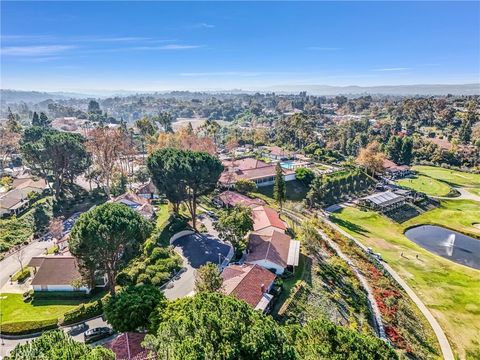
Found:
[84,327,113,344]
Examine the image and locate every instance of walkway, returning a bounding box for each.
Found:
[322,214,455,360]
[433,187,480,202]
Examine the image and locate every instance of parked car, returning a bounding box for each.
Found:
[68,323,88,336]
[84,327,114,343]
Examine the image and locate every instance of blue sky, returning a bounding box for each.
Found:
[1,1,479,91]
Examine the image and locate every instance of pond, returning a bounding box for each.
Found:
[404,225,480,270]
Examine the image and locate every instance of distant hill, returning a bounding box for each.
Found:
[265,83,480,96]
[2,83,479,103]
[0,90,94,103]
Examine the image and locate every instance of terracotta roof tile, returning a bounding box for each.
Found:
[221,264,276,308]
[246,230,292,269]
[104,332,149,360]
[217,191,265,208]
[252,206,287,232]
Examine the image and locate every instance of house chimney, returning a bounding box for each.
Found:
[261,283,265,293]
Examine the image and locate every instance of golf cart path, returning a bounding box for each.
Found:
[322,215,455,360]
[433,187,480,202]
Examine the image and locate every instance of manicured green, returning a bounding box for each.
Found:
[254,180,309,203]
[412,165,480,188]
[331,200,480,359]
[397,175,452,197]
[0,293,84,323]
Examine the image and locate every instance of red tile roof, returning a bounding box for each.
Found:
[246,230,292,269]
[219,157,294,185]
[252,206,287,232]
[222,158,269,171]
[217,191,266,208]
[222,264,276,308]
[383,159,410,172]
[104,332,149,360]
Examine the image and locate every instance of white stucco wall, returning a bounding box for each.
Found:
[33,284,91,293]
[246,259,284,275]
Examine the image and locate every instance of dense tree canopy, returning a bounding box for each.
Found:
[288,319,398,360]
[214,205,253,253]
[69,202,153,294]
[7,330,115,360]
[104,284,165,332]
[20,127,91,200]
[145,292,296,360]
[147,147,223,229]
[195,262,223,293]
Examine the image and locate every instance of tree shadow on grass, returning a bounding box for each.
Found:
[331,217,370,236]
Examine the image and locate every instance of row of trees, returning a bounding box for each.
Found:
[307,170,374,208]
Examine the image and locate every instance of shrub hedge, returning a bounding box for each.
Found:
[33,291,90,300]
[12,267,31,282]
[61,300,103,325]
[0,319,58,335]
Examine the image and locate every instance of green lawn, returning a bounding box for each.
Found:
[331,200,480,359]
[412,165,480,189]
[396,175,453,197]
[0,293,84,323]
[271,253,307,315]
[254,180,309,204]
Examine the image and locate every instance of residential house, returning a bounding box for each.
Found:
[0,177,48,218]
[246,230,300,275]
[111,192,155,219]
[215,190,266,208]
[104,332,150,360]
[251,206,287,235]
[219,157,295,187]
[135,181,159,200]
[28,256,107,294]
[221,264,276,312]
[382,159,411,179]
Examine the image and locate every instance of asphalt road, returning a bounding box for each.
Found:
[0,316,111,358]
[0,213,81,289]
[163,232,232,300]
[0,239,54,289]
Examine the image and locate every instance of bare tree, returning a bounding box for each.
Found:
[86,127,127,196]
[14,249,25,272]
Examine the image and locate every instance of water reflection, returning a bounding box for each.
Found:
[404,225,480,269]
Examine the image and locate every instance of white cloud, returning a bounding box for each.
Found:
[372,67,410,72]
[1,45,76,56]
[133,44,204,50]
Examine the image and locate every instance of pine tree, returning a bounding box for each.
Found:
[273,162,286,208]
[32,111,40,126]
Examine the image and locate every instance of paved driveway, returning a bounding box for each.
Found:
[163,233,232,300]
